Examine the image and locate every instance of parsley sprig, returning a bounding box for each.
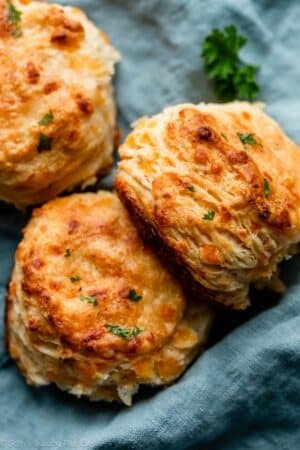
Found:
[105,324,142,340]
[201,25,259,101]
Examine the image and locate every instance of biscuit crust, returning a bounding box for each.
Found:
[0,0,120,208]
[116,102,300,309]
[7,192,214,404]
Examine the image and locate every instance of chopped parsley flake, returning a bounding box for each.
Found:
[70,275,81,283]
[38,111,54,126]
[11,27,21,38]
[64,248,71,257]
[105,324,142,340]
[7,1,22,37]
[128,288,142,302]
[221,132,228,141]
[38,133,53,152]
[203,210,216,221]
[80,293,98,306]
[263,178,271,197]
[237,132,262,147]
[187,185,196,192]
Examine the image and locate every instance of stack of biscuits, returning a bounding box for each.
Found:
[2,1,300,405]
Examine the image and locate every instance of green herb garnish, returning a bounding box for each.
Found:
[37,133,53,152]
[105,324,142,340]
[128,289,142,302]
[237,132,262,147]
[38,111,54,126]
[187,185,196,192]
[7,1,22,37]
[263,178,271,197]
[201,25,259,101]
[80,293,98,306]
[64,248,71,257]
[203,210,215,221]
[11,27,21,38]
[221,132,228,141]
[70,275,80,283]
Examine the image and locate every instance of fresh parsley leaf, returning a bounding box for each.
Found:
[187,185,196,192]
[80,293,98,306]
[237,132,262,147]
[70,275,80,283]
[201,25,259,101]
[221,132,228,141]
[105,324,142,340]
[64,248,71,257]
[263,178,271,197]
[38,133,53,152]
[38,111,54,126]
[7,1,22,37]
[203,210,215,221]
[128,289,142,302]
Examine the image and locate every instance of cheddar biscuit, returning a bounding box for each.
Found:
[0,0,120,208]
[7,192,214,405]
[116,102,300,309]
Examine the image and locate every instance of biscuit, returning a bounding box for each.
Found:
[116,102,300,309]
[7,192,214,405]
[0,0,120,208]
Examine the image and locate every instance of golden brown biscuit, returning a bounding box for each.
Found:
[0,0,120,209]
[7,191,214,405]
[116,102,300,309]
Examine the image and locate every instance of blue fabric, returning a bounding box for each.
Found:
[0,1,299,449]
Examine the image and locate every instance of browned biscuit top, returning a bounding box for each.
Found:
[11,192,189,357]
[0,0,119,208]
[116,102,300,308]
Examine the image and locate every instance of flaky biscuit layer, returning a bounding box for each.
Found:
[0,0,120,208]
[7,191,214,404]
[116,102,300,309]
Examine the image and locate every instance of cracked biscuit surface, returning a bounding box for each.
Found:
[116,102,300,309]
[7,191,214,405]
[0,0,120,208]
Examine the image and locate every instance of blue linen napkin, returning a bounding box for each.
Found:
[0,1,299,449]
